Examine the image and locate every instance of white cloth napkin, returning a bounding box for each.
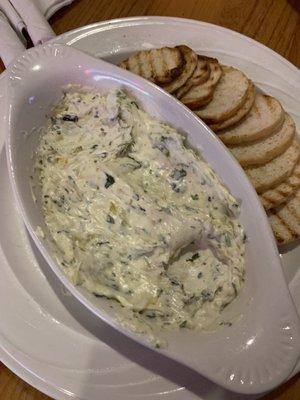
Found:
[0,0,25,38]
[10,0,74,44]
[32,0,74,19]
[0,0,73,65]
[0,10,25,65]
[9,0,55,45]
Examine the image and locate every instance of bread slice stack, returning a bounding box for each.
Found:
[119,45,300,246]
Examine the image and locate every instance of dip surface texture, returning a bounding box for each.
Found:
[36,89,245,336]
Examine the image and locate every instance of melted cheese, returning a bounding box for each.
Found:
[35,89,245,342]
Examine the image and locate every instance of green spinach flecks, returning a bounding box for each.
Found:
[187,253,199,262]
[106,215,115,224]
[170,168,187,180]
[105,173,115,188]
[62,114,78,122]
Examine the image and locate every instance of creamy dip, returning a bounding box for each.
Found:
[35,88,245,341]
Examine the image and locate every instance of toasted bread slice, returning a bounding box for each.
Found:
[210,83,255,131]
[245,140,300,193]
[175,56,210,98]
[268,187,300,245]
[161,45,197,93]
[180,84,214,109]
[195,66,250,124]
[260,162,300,210]
[218,94,284,145]
[119,46,184,84]
[229,113,295,167]
[179,60,222,109]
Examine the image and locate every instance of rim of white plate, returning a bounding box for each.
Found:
[0,16,299,400]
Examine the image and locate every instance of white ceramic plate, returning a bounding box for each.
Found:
[0,17,300,400]
[7,42,300,394]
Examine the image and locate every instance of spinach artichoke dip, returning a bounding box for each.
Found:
[35,88,245,344]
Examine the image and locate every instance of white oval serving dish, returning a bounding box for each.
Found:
[5,43,300,395]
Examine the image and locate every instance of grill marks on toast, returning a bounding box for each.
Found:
[119,46,184,84]
[175,56,210,99]
[260,163,300,210]
[161,45,198,93]
[268,188,300,245]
